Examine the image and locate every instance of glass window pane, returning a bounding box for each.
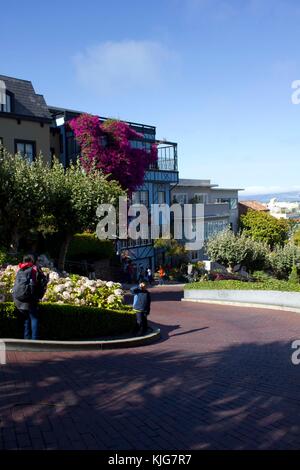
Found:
[25,144,33,159]
[6,94,11,112]
[17,143,24,154]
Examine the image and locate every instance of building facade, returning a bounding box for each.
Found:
[0,75,52,162]
[171,179,242,261]
[48,106,179,272]
[0,74,179,274]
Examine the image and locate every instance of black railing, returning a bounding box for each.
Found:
[150,143,178,171]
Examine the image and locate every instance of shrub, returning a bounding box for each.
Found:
[206,230,269,272]
[0,302,135,340]
[268,243,300,279]
[0,248,19,267]
[289,264,299,284]
[240,209,289,248]
[67,233,114,261]
[185,279,300,292]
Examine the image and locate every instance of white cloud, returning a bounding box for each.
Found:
[243,185,300,196]
[73,40,177,96]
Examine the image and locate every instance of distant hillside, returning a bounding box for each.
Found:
[239,191,300,203]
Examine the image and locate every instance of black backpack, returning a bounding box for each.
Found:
[13,267,35,303]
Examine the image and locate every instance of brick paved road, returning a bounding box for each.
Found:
[1,286,300,450]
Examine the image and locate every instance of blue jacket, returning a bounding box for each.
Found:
[131,287,151,315]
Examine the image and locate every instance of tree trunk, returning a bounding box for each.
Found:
[10,227,20,253]
[58,234,72,272]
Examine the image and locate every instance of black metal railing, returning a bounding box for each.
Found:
[150,143,178,171]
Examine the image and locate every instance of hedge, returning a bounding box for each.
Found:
[185,279,300,292]
[67,233,114,261]
[0,302,136,340]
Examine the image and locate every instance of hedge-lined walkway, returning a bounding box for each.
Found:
[1,286,300,450]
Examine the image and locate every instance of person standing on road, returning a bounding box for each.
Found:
[13,254,48,340]
[130,282,151,336]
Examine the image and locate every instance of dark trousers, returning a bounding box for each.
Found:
[19,305,39,340]
[134,311,148,335]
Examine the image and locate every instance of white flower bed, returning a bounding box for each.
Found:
[0,265,125,309]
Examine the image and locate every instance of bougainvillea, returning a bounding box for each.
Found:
[69,114,157,192]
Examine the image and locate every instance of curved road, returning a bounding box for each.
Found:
[1,285,300,450]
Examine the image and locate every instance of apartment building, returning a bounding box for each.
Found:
[171,179,242,261]
[0,74,179,273]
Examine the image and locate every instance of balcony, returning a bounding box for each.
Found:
[154,142,178,171]
[204,203,230,218]
[145,141,178,183]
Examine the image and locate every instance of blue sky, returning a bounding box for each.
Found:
[2,0,300,194]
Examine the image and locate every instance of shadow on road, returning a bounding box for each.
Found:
[0,339,299,450]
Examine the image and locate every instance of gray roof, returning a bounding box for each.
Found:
[0,75,51,121]
[178,178,217,188]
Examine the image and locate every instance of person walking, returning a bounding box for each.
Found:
[13,254,48,340]
[138,266,145,283]
[146,266,153,285]
[130,282,151,336]
[158,265,166,285]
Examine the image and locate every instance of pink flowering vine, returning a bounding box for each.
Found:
[69,114,158,192]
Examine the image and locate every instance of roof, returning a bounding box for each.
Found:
[48,105,156,132]
[0,74,51,121]
[212,187,244,191]
[177,179,242,191]
[178,178,218,188]
[239,200,269,211]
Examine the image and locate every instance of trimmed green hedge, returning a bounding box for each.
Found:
[67,233,114,261]
[0,302,136,340]
[185,280,300,292]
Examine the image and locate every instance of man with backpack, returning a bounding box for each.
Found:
[130,282,151,336]
[13,254,48,340]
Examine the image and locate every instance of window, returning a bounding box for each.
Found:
[143,133,155,140]
[15,140,36,162]
[190,250,199,260]
[158,191,166,204]
[215,197,237,210]
[193,193,207,203]
[230,198,237,210]
[204,220,228,240]
[139,190,149,207]
[131,190,149,207]
[172,193,187,204]
[0,93,12,113]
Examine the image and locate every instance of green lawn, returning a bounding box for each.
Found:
[185,279,300,292]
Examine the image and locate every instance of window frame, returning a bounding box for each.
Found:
[14,139,36,162]
[0,91,14,113]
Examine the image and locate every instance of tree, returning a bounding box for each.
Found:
[69,114,157,193]
[0,151,49,251]
[0,152,124,270]
[154,238,189,268]
[206,229,269,272]
[293,228,300,247]
[43,159,124,271]
[240,210,289,248]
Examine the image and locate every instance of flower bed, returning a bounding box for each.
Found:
[0,265,125,309]
[0,302,135,340]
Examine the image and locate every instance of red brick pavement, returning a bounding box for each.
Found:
[1,285,300,450]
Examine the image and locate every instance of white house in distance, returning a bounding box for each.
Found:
[171,179,242,261]
[267,198,300,220]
